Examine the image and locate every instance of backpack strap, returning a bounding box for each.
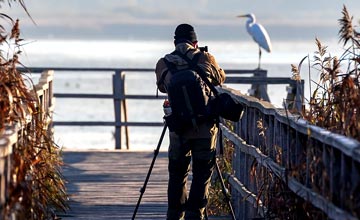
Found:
[157,58,174,93]
[162,57,176,71]
[173,50,219,97]
[175,51,225,153]
[157,51,199,88]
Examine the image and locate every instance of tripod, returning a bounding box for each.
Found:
[132,123,167,220]
[132,123,236,220]
[214,128,236,220]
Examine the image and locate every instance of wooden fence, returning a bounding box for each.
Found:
[1,67,358,219]
[17,67,304,150]
[218,86,360,220]
[0,70,54,213]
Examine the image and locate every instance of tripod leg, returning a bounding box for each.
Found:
[204,207,209,220]
[215,158,236,220]
[132,123,167,220]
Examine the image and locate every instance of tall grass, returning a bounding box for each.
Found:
[292,5,360,141]
[212,5,360,219]
[208,130,234,216]
[1,2,68,219]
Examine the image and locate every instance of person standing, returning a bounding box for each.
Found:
[155,23,226,220]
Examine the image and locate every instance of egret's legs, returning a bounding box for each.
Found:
[258,47,262,69]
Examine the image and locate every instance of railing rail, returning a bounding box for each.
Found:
[18,67,303,150]
[218,86,360,220]
[2,67,356,219]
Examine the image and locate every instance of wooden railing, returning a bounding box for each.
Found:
[0,70,54,212]
[17,67,303,150]
[2,67,355,219]
[218,86,360,220]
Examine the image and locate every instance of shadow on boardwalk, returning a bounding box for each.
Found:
[59,151,168,220]
[59,151,231,220]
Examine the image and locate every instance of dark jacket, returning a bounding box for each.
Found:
[155,42,226,138]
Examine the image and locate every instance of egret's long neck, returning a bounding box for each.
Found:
[246,19,254,32]
[247,16,255,25]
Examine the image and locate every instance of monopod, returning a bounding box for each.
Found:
[132,123,167,220]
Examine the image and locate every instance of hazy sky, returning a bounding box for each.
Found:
[3,0,360,41]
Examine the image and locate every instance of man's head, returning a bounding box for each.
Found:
[174,24,198,46]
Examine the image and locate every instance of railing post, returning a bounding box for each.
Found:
[0,138,11,209]
[295,80,304,113]
[249,69,270,102]
[121,74,130,150]
[284,79,304,112]
[113,71,123,150]
[46,70,54,135]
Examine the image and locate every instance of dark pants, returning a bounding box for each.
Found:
[167,133,217,220]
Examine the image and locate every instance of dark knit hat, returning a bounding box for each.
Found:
[174,24,197,43]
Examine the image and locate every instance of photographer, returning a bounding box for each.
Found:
[155,23,226,220]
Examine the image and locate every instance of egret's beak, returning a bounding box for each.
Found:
[236,14,248,18]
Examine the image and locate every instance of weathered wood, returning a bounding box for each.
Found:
[60,151,234,220]
[0,127,16,206]
[121,74,130,150]
[58,151,169,219]
[0,70,55,215]
[53,121,164,127]
[23,67,303,152]
[113,71,123,150]
[54,93,167,99]
[218,86,360,220]
[225,76,304,85]
[19,67,263,75]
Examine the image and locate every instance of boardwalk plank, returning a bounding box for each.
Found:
[59,151,168,219]
[59,150,230,220]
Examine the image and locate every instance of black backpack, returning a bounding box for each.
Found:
[160,51,214,134]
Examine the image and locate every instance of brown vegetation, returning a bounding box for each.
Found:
[1,2,68,219]
[292,5,360,142]
[262,4,360,219]
[212,4,360,219]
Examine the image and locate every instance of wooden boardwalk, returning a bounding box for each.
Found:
[59,150,169,220]
[59,151,230,220]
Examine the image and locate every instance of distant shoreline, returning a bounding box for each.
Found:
[20,24,340,42]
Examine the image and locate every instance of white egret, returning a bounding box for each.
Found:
[237,13,272,69]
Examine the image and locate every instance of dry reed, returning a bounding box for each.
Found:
[292,5,360,142]
[212,4,360,219]
[1,3,68,219]
[286,4,360,218]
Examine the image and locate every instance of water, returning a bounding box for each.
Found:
[20,39,341,151]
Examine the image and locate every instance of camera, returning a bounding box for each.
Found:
[199,46,208,52]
